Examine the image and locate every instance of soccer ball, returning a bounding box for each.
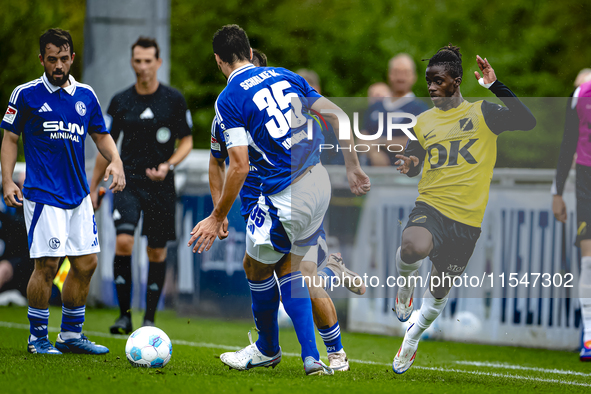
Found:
[125,326,173,368]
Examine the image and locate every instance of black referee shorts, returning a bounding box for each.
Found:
[113,175,176,248]
[404,201,481,277]
[576,164,591,247]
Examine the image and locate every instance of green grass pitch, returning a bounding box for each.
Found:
[0,305,589,393]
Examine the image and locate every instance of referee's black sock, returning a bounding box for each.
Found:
[113,255,132,318]
[145,261,166,323]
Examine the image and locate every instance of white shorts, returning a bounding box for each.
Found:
[246,163,331,265]
[24,195,100,259]
[302,234,328,267]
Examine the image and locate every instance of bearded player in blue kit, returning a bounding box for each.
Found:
[1,28,125,355]
[189,25,371,375]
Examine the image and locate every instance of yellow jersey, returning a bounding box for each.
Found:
[413,100,497,227]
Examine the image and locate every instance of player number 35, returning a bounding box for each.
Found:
[252,81,306,139]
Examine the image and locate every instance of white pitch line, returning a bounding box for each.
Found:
[1,321,590,387]
[455,361,591,377]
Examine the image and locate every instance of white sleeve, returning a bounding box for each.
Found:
[223,127,249,149]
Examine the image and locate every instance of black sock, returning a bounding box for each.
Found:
[113,255,132,318]
[144,261,166,322]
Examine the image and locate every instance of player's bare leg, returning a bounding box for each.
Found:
[27,257,60,309]
[62,254,97,307]
[580,240,591,361]
[301,260,349,371]
[394,227,432,322]
[111,234,134,334]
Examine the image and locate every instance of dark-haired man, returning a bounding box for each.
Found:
[210,53,360,372]
[90,37,193,334]
[190,25,370,376]
[1,28,125,354]
[392,46,536,373]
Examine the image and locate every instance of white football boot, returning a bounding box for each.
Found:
[220,333,281,371]
[326,253,366,295]
[304,356,334,375]
[327,349,350,371]
[394,269,418,322]
[392,323,419,374]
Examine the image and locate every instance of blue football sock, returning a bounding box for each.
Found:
[248,276,280,357]
[318,267,336,292]
[28,306,49,340]
[279,271,320,362]
[61,305,85,338]
[318,321,343,354]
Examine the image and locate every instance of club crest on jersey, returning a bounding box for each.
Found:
[3,105,17,124]
[156,127,171,143]
[75,101,86,116]
[48,238,61,250]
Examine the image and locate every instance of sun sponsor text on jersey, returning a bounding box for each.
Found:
[43,120,85,142]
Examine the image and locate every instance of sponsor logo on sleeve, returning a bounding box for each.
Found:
[211,135,221,151]
[3,105,17,124]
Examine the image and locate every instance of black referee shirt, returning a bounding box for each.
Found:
[107,83,192,176]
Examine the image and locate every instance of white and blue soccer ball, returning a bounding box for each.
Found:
[125,326,173,368]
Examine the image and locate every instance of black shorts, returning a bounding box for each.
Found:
[404,201,481,276]
[113,175,176,248]
[576,164,591,247]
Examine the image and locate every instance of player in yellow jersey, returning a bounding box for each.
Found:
[391,45,536,374]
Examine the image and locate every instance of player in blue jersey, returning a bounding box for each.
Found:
[1,29,125,355]
[209,54,364,372]
[189,25,370,376]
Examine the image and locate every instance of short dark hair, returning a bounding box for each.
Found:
[39,28,74,57]
[426,44,463,79]
[212,24,251,64]
[132,36,160,59]
[252,48,267,67]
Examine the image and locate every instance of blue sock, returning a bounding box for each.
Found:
[248,276,280,357]
[28,306,49,340]
[61,305,85,336]
[279,271,320,362]
[318,322,343,354]
[318,267,336,292]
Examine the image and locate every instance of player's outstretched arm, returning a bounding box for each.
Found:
[91,133,126,193]
[209,153,229,240]
[311,97,371,196]
[1,131,23,207]
[475,55,536,133]
[188,145,249,253]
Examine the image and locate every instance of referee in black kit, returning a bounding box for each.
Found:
[90,37,193,333]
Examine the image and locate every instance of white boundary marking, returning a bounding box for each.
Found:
[1,321,589,387]
[455,361,591,377]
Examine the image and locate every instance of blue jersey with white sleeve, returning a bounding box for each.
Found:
[214,65,323,196]
[210,116,261,219]
[0,74,108,209]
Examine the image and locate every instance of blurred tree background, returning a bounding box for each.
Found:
[2,0,590,167]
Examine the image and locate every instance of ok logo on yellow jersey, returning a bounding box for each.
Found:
[426,139,479,169]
